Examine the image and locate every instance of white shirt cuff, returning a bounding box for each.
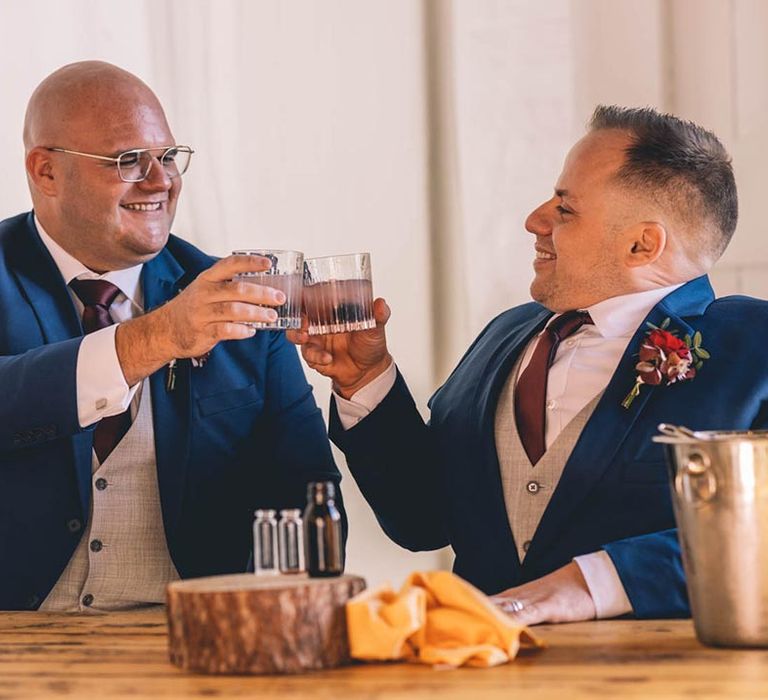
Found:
[76,325,139,427]
[333,361,397,430]
[573,550,634,619]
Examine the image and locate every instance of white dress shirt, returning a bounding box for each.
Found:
[35,218,142,428]
[334,284,683,618]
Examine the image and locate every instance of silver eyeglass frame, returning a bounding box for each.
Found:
[45,145,194,183]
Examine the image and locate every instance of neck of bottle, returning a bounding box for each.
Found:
[308,481,335,506]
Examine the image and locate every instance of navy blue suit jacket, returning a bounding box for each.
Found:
[0,212,343,610]
[330,277,768,617]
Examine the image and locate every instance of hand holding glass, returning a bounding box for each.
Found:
[232,249,303,330]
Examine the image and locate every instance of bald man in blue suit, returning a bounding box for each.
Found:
[0,61,343,611]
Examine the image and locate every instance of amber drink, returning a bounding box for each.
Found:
[303,253,375,335]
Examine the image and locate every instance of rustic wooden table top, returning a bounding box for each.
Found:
[1,610,767,699]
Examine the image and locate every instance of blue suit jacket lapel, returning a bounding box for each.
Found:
[472,306,552,574]
[9,213,82,342]
[8,214,94,512]
[473,309,553,430]
[142,249,193,547]
[529,276,716,557]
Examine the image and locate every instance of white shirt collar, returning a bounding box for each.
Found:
[581,284,685,339]
[34,215,143,308]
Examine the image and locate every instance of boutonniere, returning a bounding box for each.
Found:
[621,318,710,409]
[190,352,211,368]
[165,352,212,392]
[164,286,212,392]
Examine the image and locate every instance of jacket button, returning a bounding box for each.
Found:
[523,540,532,552]
[95,478,108,491]
[90,539,103,553]
[82,593,94,607]
[67,518,82,533]
[526,481,540,495]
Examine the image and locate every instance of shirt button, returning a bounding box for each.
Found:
[95,398,108,410]
[565,339,576,348]
[82,594,94,607]
[523,540,532,552]
[90,539,103,553]
[546,399,557,410]
[95,478,108,491]
[67,518,82,533]
[526,481,541,495]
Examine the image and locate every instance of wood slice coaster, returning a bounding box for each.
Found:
[166,572,366,675]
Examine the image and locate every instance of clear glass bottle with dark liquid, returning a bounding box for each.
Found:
[303,481,344,577]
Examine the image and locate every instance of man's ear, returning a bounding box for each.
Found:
[625,221,666,267]
[26,148,58,197]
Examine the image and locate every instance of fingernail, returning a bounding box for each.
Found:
[268,310,278,321]
[274,290,286,304]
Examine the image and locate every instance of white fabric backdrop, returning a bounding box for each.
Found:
[0,0,765,586]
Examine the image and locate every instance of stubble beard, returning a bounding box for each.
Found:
[530,270,563,311]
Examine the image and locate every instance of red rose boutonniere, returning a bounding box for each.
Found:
[621,318,710,409]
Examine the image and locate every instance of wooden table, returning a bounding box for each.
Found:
[1,610,767,699]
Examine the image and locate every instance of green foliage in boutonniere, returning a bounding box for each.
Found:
[622,318,710,409]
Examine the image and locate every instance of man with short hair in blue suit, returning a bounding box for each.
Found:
[0,61,343,611]
[292,105,767,622]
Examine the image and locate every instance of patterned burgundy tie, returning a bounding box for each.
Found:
[514,310,593,465]
[69,279,132,463]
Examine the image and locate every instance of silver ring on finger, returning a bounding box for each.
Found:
[499,598,525,614]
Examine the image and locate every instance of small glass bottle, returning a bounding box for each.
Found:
[303,481,344,578]
[278,509,306,574]
[253,509,279,575]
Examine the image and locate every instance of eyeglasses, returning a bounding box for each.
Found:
[45,145,194,183]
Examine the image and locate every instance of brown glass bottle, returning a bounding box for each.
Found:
[303,481,344,577]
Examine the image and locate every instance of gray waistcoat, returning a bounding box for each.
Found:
[40,382,180,612]
[495,356,602,562]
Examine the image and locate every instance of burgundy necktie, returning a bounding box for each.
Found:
[70,279,132,463]
[514,310,593,465]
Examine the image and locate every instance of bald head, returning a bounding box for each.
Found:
[24,61,166,152]
[23,61,181,273]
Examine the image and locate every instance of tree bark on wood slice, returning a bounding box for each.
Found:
[166,573,366,675]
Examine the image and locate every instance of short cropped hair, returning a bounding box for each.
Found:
[589,105,738,262]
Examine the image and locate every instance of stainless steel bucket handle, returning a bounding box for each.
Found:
[658,423,714,441]
[674,452,717,505]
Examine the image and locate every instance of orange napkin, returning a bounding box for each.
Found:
[346,571,544,668]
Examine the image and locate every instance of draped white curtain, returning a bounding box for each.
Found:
[438,0,768,375]
[0,0,765,585]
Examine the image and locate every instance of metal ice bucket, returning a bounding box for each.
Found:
[654,424,768,647]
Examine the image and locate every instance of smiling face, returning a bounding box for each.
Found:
[525,130,641,312]
[25,62,181,272]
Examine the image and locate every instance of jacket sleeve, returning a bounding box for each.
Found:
[0,338,86,454]
[603,529,689,618]
[329,369,448,551]
[258,332,348,541]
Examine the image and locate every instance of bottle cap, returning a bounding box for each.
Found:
[279,508,302,518]
[254,509,277,518]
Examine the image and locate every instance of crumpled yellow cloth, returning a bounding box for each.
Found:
[346,571,544,668]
